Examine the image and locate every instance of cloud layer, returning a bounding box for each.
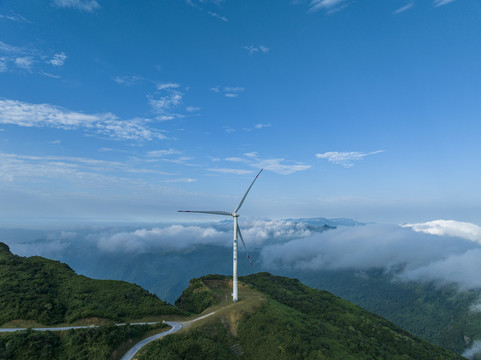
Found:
[0,99,165,141]
[0,41,66,74]
[316,150,384,168]
[52,0,100,12]
[261,220,481,290]
[403,220,481,244]
[214,152,310,175]
[7,219,481,293]
[93,218,313,253]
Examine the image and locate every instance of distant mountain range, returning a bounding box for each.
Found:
[285,216,366,227]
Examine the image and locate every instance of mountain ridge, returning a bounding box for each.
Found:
[0,242,183,326]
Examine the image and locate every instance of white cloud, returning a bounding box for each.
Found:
[0,153,119,183]
[239,218,313,245]
[470,301,481,313]
[243,45,270,55]
[147,149,182,157]
[0,58,7,72]
[156,82,180,90]
[186,0,224,8]
[14,56,34,71]
[315,150,384,167]
[96,225,228,253]
[158,156,197,166]
[253,123,271,130]
[49,52,67,66]
[224,86,244,92]
[211,85,244,98]
[402,220,481,244]
[162,178,197,183]
[224,124,270,133]
[393,3,413,14]
[225,157,247,163]
[262,221,481,290]
[0,13,29,23]
[0,41,66,74]
[223,126,236,133]
[208,11,228,22]
[113,75,144,86]
[40,71,61,79]
[253,158,311,175]
[309,0,347,12]
[0,41,22,54]
[52,0,100,12]
[0,99,165,141]
[433,0,456,6]
[148,83,187,121]
[0,152,174,187]
[216,152,310,175]
[463,341,481,360]
[208,168,254,175]
[398,249,481,290]
[148,92,183,115]
[156,115,176,121]
[93,219,312,254]
[186,106,201,113]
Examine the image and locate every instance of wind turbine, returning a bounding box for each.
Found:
[178,168,263,302]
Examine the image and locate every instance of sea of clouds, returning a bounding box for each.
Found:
[6,218,481,291]
[261,220,481,290]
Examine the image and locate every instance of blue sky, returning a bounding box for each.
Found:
[1,0,481,226]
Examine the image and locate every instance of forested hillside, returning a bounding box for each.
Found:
[0,242,183,326]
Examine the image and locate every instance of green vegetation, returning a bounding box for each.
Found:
[299,268,481,353]
[175,275,227,314]
[240,273,465,359]
[137,324,234,360]
[0,242,184,326]
[0,323,167,360]
[137,273,465,360]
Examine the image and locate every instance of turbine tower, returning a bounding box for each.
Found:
[178,169,263,302]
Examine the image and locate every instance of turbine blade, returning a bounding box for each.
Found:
[178,210,232,216]
[237,224,253,266]
[234,168,263,213]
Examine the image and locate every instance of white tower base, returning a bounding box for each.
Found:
[233,214,238,302]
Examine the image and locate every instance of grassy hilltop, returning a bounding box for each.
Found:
[138,273,466,360]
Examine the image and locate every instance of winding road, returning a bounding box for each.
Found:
[121,311,217,360]
[120,321,182,360]
[0,311,217,360]
[0,321,161,333]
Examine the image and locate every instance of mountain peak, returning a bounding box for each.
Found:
[0,242,11,254]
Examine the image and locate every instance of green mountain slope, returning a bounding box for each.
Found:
[0,323,167,360]
[296,268,481,354]
[137,273,465,360]
[0,242,183,326]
